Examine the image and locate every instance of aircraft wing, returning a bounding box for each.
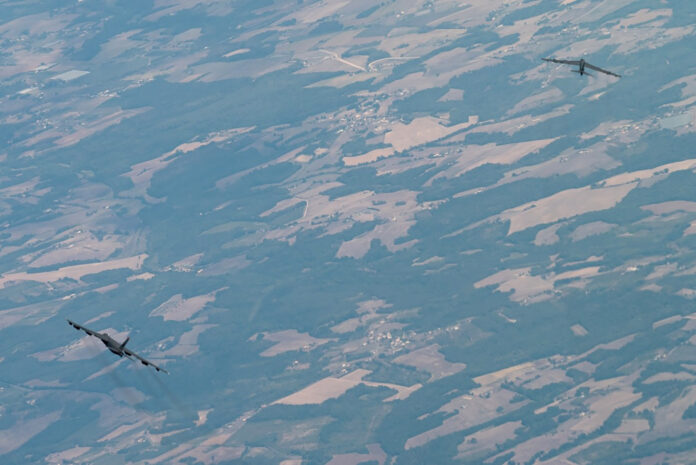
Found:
[67,319,109,342]
[542,58,581,65]
[584,62,621,77]
[123,347,169,374]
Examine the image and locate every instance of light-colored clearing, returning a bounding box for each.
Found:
[0,411,62,454]
[156,324,216,357]
[431,137,556,186]
[615,419,650,434]
[0,254,147,288]
[51,70,89,81]
[653,315,683,329]
[330,299,390,333]
[506,88,563,116]
[501,184,635,235]
[224,48,250,57]
[127,272,155,281]
[262,184,437,259]
[412,256,445,267]
[258,330,332,357]
[571,324,588,336]
[385,117,475,152]
[273,369,420,405]
[469,158,696,235]
[571,390,641,434]
[98,419,148,442]
[307,72,379,89]
[45,445,90,464]
[570,221,615,242]
[405,388,523,449]
[439,88,464,101]
[643,372,696,384]
[474,362,535,386]
[633,397,659,413]
[534,223,564,246]
[474,266,601,303]
[326,444,387,465]
[642,201,696,214]
[393,344,466,381]
[149,291,220,321]
[457,421,522,459]
[343,147,395,166]
[195,409,212,427]
[678,288,696,299]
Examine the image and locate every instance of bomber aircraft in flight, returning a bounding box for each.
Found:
[542,57,621,78]
[67,319,168,373]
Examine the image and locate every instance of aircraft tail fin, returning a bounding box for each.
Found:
[120,337,130,350]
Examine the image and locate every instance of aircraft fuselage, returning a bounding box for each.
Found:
[578,59,586,75]
[97,333,126,356]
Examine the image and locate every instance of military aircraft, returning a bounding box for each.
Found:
[542,57,621,78]
[67,319,168,373]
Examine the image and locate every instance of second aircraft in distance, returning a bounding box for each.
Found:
[542,57,621,78]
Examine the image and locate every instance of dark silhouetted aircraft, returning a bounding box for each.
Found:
[67,319,168,373]
[542,57,621,78]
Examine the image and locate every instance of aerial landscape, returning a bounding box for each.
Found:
[1,0,696,464]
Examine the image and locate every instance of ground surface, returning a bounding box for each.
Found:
[1,1,696,464]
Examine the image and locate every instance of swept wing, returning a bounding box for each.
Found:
[124,347,169,374]
[584,62,621,78]
[542,58,580,65]
[67,319,110,343]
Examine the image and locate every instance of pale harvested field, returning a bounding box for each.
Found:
[0,411,62,455]
[149,291,219,322]
[642,200,696,214]
[570,221,616,241]
[127,272,155,282]
[429,138,556,186]
[343,147,395,167]
[498,183,636,235]
[45,446,91,464]
[506,88,563,116]
[258,329,332,357]
[523,368,572,389]
[474,266,601,303]
[262,184,436,259]
[405,388,523,449]
[393,344,466,381]
[384,116,475,152]
[439,88,464,101]
[474,362,536,386]
[274,369,419,406]
[461,105,573,137]
[28,231,123,269]
[457,421,522,459]
[643,372,696,384]
[156,324,216,358]
[645,263,678,281]
[0,254,147,288]
[636,386,696,440]
[534,223,564,246]
[455,141,620,199]
[331,299,391,333]
[615,419,650,434]
[326,444,387,465]
[308,71,378,89]
[571,390,642,434]
[571,324,589,336]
